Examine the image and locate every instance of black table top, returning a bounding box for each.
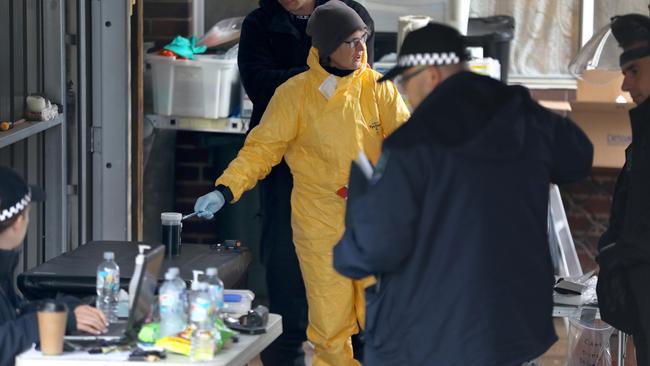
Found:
[17,241,251,300]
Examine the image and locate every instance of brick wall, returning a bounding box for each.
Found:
[529,88,620,274]
[561,170,618,273]
[174,131,218,244]
[144,0,192,44]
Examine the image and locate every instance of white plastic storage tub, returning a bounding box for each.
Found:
[147,54,239,119]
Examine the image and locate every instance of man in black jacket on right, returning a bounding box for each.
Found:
[596,13,650,365]
[237,1,374,364]
[334,23,593,365]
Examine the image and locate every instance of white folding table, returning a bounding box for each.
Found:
[16,314,282,366]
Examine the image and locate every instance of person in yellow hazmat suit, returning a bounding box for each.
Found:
[192,1,409,364]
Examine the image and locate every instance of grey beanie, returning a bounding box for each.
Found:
[306,0,368,60]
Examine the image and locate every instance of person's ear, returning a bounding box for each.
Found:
[8,212,27,232]
[425,66,442,90]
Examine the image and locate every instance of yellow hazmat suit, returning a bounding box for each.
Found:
[216,47,410,365]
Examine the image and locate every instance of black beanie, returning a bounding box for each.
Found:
[611,14,650,48]
[611,14,650,65]
[306,0,367,60]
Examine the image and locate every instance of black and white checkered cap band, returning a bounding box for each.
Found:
[398,52,461,67]
[0,192,31,222]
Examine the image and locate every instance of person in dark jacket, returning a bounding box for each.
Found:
[236,1,374,364]
[333,23,593,366]
[596,13,650,366]
[0,166,107,366]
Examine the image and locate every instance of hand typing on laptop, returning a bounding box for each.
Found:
[74,305,108,335]
[65,245,165,343]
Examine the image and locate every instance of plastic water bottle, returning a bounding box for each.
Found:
[168,267,188,323]
[189,282,215,361]
[159,271,187,336]
[205,267,224,323]
[96,251,120,323]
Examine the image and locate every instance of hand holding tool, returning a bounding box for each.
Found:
[193,190,225,220]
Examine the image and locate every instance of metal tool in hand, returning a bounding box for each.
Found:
[182,212,199,220]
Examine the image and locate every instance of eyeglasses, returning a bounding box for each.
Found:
[394,66,430,92]
[342,33,369,49]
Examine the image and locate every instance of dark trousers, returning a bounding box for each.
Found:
[629,265,650,366]
[259,161,307,366]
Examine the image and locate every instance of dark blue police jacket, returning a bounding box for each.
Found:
[0,249,80,366]
[334,71,594,366]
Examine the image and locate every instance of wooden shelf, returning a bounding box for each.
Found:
[0,115,64,149]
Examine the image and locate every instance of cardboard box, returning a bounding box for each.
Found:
[577,70,632,103]
[567,69,634,169]
[569,102,632,168]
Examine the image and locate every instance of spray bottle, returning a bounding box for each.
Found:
[189,270,205,326]
[128,244,150,309]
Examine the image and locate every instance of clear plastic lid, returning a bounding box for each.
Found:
[168,267,180,277]
[206,267,218,276]
[161,212,182,225]
[569,24,622,80]
[38,300,68,313]
[103,251,115,260]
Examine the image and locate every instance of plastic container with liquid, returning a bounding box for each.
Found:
[161,212,182,258]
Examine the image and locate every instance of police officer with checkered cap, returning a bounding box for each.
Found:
[0,167,45,226]
[334,22,594,365]
[0,166,109,366]
[378,22,470,110]
[597,10,650,366]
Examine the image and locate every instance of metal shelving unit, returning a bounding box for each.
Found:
[0,115,63,149]
[0,0,67,268]
[146,114,249,135]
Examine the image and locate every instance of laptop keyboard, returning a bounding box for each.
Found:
[69,320,127,337]
[103,321,127,336]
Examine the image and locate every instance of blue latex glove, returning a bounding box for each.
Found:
[194,190,225,220]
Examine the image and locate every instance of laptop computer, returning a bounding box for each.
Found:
[65,244,165,344]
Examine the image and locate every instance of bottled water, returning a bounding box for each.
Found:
[96,251,120,323]
[190,282,215,361]
[168,267,188,323]
[159,271,187,336]
[205,267,224,324]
